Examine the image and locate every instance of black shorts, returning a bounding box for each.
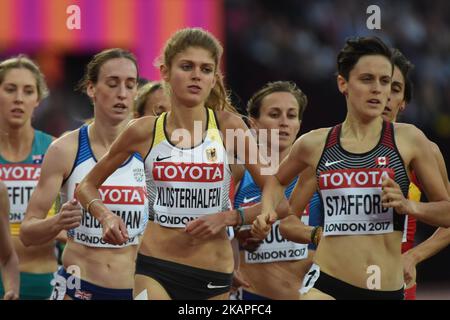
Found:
[310,266,404,300]
[135,254,233,300]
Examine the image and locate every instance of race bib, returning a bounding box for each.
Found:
[71,185,147,248]
[320,168,394,236]
[152,162,226,228]
[245,219,309,264]
[1,164,41,224]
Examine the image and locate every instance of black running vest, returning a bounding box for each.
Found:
[316,121,409,236]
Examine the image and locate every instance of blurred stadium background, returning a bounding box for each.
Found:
[0,0,448,299]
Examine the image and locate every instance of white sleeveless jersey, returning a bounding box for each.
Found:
[61,125,148,248]
[145,108,232,228]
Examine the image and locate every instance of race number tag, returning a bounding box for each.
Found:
[1,164,41,224]
[320,168,395,236]
[300,263,321,295]
[245,219,309,264]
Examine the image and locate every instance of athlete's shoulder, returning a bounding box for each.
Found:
[126,116,158,140]
[427,140,442,157]
[304,127,332,139]
[394,122,427,144]
[393,122,422,134]
[53,127,79,145]
[37,128,80,176]
[214,110,246,130]
[47,128,80,158]
[288,128,331,163]
[297,127,331,148]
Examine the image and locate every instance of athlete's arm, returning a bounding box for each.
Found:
[242,166,321,225]
[75,117,155,245]
[289,166,318,216]
[217,111,269,189]
[243,199,290,224]
[402,140,450,285]
[279,216,314,244]
[185,199,291,239]
[21,134,82,246]
[233,165,317,229]
[230,238,250,292]
[252,130,321,240]
[230,164,245,188]
[0,182,19,300]
[280,166,318,243]
[185,171,289,238]
[429,141,450,194]
[403,226,450,285]
[382,125,450,227]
